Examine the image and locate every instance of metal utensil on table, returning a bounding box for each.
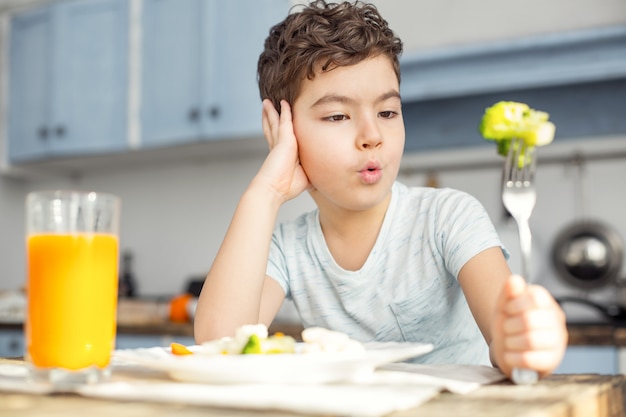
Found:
[501,138,539,385]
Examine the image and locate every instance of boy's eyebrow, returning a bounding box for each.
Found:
[310,90,401,108]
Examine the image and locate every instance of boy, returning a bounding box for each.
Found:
[195,0,567,379]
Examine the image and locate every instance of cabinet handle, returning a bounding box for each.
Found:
[207,106,220,119]
[55,125,66,137]
[8,339,20,352]
[38,126,49,140]
[188,108,200,122]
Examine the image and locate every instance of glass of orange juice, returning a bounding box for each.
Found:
[25,190,120,387]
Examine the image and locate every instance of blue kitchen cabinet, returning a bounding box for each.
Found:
[0,329,24,358]
[555,346,618,375]
[0,329,194,357]
[399,27,626,154]
[141,0,289,147]
[8,0,129,162]
[116,334,195,350]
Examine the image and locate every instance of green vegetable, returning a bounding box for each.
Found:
[241,334,262,354]
[479,101,555,156]
[262,333,296,354]
[241,333,297,354]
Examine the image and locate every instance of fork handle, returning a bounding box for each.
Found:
[512,368,539,385]
[517,218,532,281]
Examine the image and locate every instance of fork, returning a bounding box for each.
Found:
[501,138,539,385]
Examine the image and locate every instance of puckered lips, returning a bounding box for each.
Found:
[358,161,383,184]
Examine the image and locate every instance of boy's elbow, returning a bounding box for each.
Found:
[194,324,209,345]
[193,316,223,344]
[193,316,239,344]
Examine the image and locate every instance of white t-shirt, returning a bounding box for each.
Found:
[267,182,506,365]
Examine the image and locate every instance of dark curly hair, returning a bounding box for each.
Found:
[257,0,403,111]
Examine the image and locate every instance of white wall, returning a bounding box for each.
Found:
[1,1,626,322]
[0,153,316,295]
[373,0,626,50]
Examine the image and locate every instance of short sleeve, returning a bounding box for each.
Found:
[266,225,291,299]
[434,189,507,278]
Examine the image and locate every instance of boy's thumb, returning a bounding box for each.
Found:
[505,274,527,299]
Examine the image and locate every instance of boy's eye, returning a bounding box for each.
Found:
[324,114,348,122]
[379,111,398,119]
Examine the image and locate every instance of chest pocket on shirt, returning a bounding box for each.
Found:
[389,297,442,344]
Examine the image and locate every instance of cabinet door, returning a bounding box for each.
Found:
[116,334,195,349]
[141,0,203,147]
[8,7,53,161]
[8,0,129,163]
[0,329,25,358]
[141,0,290,146]
[53,0,129,156]
[555,346,618,374]
[202,0,289,139]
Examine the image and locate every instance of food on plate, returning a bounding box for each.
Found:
[301,326,366,353]
[169,324,365,356]
[479,101,556,157]
[170,342,193,356]
[180,324,296,356]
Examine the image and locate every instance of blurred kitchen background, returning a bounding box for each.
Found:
[0,0,626,367]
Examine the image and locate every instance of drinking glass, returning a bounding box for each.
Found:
[25,190,120,387]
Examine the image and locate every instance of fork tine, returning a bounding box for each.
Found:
[503,139,516,184]
[514,139,524,182]
[521,143,536,184]
[504,138,522,184]
[519,143,537,185]
[528,146,537,182]
[505,139,537,185]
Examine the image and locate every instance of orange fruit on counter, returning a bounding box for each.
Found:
[169,293,192,323]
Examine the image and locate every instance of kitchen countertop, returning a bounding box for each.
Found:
[0,356,622,417]
[566,323,626,346]
[112,321,626,346]
[2,320,626,346]
[3,297,626,345]
[0,320,303,339]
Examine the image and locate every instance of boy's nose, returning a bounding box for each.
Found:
[356,117,383,149]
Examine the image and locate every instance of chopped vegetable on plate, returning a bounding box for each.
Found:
[168,324,366,357]
[170,342,193,356]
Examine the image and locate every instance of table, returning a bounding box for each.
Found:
[0,357,623,417]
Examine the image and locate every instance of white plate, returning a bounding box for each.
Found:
[113,342,433,384]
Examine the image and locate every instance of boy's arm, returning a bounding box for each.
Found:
[458,247,567,378]
[194,185,286,342]
[194,100,310,343]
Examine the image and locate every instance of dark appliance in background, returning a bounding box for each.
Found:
[185,277,205,297]
[552,220,626,323]
[119,250,137,298]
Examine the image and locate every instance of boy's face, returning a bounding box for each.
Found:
[292,55,405,212]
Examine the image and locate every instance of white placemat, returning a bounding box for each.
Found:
[0,357,506,417]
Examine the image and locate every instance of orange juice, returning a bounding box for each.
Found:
[26,233,119,370]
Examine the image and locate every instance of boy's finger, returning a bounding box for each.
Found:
[506,285,556,315]
[262,99,279,149]
[506,275,527,298]
[496,275,526,313]
[503,309,557,333]
[277,100,294,143]
[504,350,560,374]
[504,329,564,350]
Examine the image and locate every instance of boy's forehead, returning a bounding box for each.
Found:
[295,56,400,104]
